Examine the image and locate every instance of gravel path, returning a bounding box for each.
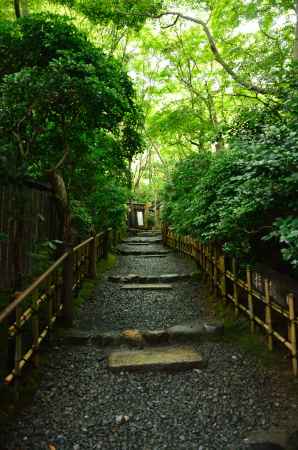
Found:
[2,342,298,450]
[1,233,298,450]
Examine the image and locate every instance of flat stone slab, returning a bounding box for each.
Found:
[109,272,199,283]
[167,320,224,341]
[108,346,204,371]
[124,242,151,245]
[121,283,173,290]
[122,239,162,244]
[135,254,168,258]
[119,249,171,256]
[57,329,93,345]
[243,429,288,449]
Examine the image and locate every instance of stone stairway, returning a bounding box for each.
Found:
[3,230,298,450]
[106,230,211,371]
[63,229,223,371]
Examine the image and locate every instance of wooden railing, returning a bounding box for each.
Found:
[0,229,113,388]
[162,225,298,376]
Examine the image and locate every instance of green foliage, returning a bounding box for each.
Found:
[70,0,163,29]
[0,13,144,235]
[162,84,298,270]
[263,217,298,268]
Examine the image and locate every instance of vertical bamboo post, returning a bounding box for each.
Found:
[247,266,255,333]
[47,278,54,343]
[209,245,213,287]
[264,279,273,351]
[213,246,218,294]
[88,235,97,278]
[62,246,74,328]
[219,254,226,301]
[144,204,149,229]
[232,258,239,316]
[199,242,203,268]
[287,294,297,376]
[32,292,39,367]
[103,230,109,259]
[14,304,22,398]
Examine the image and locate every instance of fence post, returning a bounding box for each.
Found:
[232,258,239,316]
[14,304,22,399]
[88,235,97,279]
[287,294,297,376]
[219,254,226,300]
[264,279,273,351]
[62,245,74,327]
[103,230,109,259]
[32,292,40,367]
[246,266,255,333]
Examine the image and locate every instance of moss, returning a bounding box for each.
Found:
[73,253,117,308]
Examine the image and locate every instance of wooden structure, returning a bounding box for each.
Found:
[0,229,112,388]
[0,182,61,289]
[127,201,160,230]
[162,225,298,375]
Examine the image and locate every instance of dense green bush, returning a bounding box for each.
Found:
[162,81,298,271]
[0,13,144,237]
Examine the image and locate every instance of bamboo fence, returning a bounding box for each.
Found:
[0,228,112,389]
[162,225,298,376]
[0,183,61,289]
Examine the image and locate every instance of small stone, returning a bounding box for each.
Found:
[73,445,80,450]
[115,415,129,425]
[232,355,237,360]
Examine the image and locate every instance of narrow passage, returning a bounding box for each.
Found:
[2,231,297,450]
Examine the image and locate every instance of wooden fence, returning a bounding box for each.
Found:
[0,229,112,389]
[0,182,62,289]
[162,226,298,376]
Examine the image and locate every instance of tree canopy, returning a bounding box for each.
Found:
[2,0,298,272]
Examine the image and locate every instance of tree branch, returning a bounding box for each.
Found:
[161,14,179,29]
[118,9,272,95]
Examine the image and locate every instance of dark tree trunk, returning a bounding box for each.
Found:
[14,0,21,18]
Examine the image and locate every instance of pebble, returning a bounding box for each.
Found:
[1,236,298,450]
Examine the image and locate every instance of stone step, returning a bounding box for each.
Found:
[108,346,205,371]
[57,321,224,347]
[121,283,173,290]
[122,242,152,245]
[132,232,161,237]
[119,249,171,256]
[122,240,162,245]
[135,254,168,258]
[109,272,199,283]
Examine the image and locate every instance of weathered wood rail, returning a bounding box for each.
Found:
[162,225,298,375]
[0,229,113,388]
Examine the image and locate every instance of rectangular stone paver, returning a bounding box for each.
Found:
[108,346,204,371]
[121,283,172,290]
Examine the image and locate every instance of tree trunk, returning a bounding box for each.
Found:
[294,0,298,60]
[14,0,21,18]
[47,171,72,244]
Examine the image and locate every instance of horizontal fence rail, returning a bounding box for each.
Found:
[162,225,298,376]
[0,229,113,389]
